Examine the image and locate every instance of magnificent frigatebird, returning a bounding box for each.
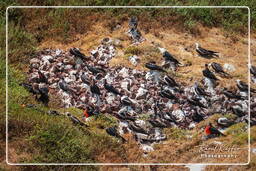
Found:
[236,79,256,92]
[69,48,88,60]
[145,62,166,72]
[129,16,138,29]
[210,62,230,77]
[104,79,122,96]
[205,123,226,137]
[203,64,218,80]
[106,127,126,142]
[195,43,219,58]
[158,47,180,65]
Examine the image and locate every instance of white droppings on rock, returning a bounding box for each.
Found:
[185,165,206,171]
[172,109,185,122]
[224,63,236,72]
[119,68,129,78]
[188,122,196,129]
[129,55,140,66]
[140,144,154,152]
[106,93,116,104]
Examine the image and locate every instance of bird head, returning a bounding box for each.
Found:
[205,64,208,68]
[158,47,166,54]
[195,43,200,49]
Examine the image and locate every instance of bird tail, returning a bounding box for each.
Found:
[120,136,126,143]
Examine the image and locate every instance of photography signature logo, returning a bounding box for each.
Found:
[197,143,244,158]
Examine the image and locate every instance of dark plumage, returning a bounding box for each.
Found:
[58,79,70,92]
[81,73,90,85]
[104,79,122,96]
[236,80,256,93]
[162,75,179,87]
[86,65,105,75]
[211,62,230,77]
[38,70,48,83]
[145,62,166,72]
[106,127,126,142]
[120,96,133,106]
[67,113,87,126]
[223,88,242,99]
[70,48,87,60]
[159,89,178,101]
[250,65,256,76]
[187,96,207,108]
[129,16,138,29]
[195,43,219,58]
[128,122,148,135]
[203,64,218,80]
[20,83,39,95]
[90,80,101,96]
[163,51,180,64]
[194,82,210,96]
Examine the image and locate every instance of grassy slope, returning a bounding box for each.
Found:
[1,1,256,170]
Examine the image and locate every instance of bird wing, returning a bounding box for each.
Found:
[199,47,218,54]
[212,63,224,73]
[209,127,224,135]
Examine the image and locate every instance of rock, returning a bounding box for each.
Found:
[113,38,121,46]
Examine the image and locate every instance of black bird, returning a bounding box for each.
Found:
[187,96,207,108]
[116,113,136,121]
[58,79,70,92]
[210,62,230,78]
[162,75,179,87]
[129,28,142,41]
[195,43,219,58]
[38,70,48,83]
[70,48,88,60]
[145,62,166,72]
[86,65,105,75]
[231,104,246,117]
[104,79,122,96]
[192,111,204,123]
[158,47,180,64]
[120,96,133,106]
[90,80,101,96]
[194,82,210,96]
[106,127,126,142]
[159,89,178,101]
[128,122,148,135]
[20,83,39,95]
[148,119,168,128]
[38,87,49,106]
[236,80,256,93]
[81,73,90,85]
[203,64,218,80]
[129,16,138,29]
[67,113,87,126]
[250,65,256,76]
[217,117,234,127]
[223,88,242,99]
